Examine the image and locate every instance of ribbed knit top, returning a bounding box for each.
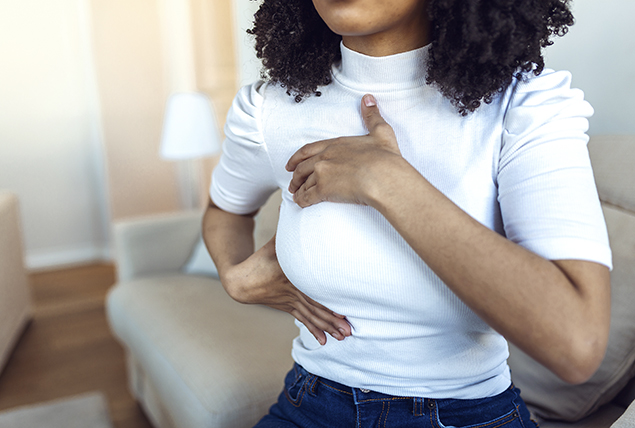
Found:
[211,42,611,399]
[333,43,429,91]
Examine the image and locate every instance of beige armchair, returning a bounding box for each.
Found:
[0,191,32,374]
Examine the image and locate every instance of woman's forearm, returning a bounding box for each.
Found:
[368,159,611,384]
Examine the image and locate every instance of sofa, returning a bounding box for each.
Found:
[0,191,32,375]
[106,135,635,428]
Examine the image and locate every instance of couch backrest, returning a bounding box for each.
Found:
[588,135,635,213]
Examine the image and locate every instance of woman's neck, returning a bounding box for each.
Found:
[342,27,429,57]
[341,13,430,57]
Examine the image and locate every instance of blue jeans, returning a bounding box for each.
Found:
[254,364,538,428]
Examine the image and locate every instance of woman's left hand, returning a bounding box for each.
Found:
[286,94,405,208]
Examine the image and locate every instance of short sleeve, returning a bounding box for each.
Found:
[498,69,612,269]
[210,81,278,215]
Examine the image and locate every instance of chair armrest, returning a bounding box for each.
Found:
[113,210,203,282]
[0,191,32,372]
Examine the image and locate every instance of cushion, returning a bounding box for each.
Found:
[182,236,219,279]
[182,190,281,279]
[107,275,298,428]
[508,203,635,422]
[587,136,635,212]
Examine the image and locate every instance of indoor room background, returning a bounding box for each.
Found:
[0,0,633,272]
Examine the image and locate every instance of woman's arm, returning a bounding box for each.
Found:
[286,95,611,384]
[202,199,352,345]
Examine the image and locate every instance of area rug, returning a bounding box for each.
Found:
[0,391,113,428]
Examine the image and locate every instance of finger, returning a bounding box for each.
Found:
[292,303,347,343]
[294,301,341,339]
[289,299,345,343]
[293,180,322,208]
[288,156,319,193]
[293,311,328,345]
[361,94,395,140]
[299,294,352,338]
[286,139,334,172]
[291,170,318,201]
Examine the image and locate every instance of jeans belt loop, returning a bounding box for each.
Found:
[307,374,319,397]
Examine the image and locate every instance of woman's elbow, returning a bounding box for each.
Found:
[553,331,609,385]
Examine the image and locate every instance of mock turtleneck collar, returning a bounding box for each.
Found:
[332,41,430,92]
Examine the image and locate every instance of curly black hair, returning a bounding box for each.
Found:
[248,0,574,114]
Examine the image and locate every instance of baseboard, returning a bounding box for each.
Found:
[25,244,112,271]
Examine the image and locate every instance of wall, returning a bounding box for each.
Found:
[0,0,199,269]
[90,0,181,220]
[231,0,261,87]
[0,0,630,270]
[191,0,238,200]
[0,0,110,268]
[543,0,635,135]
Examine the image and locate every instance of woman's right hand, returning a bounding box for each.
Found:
[223,235,352,345]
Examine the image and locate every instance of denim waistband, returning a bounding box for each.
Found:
[294,363,431,408]
[269,363,534,427]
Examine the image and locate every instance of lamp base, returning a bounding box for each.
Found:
[175,159,204,210]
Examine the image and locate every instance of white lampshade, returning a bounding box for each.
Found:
[160,92,221,160]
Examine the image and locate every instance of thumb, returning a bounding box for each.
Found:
[361,94,392,138]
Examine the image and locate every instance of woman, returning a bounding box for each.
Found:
[203,0,612,426]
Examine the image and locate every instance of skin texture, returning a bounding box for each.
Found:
[203,0,611,383]
[312,0,430,56]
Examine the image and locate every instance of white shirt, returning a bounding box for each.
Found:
[211,42,612,399]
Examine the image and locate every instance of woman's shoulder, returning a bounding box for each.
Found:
[230,80,298,119]
[509,68,583,103]
[225,80,301,150]
[232,80,268,112]
[223,81,269,147]
[503,68,593,137]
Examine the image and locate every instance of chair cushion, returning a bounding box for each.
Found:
[182,236,219,278]
[181,190,282,279]
[508,203,635,422]
[106,275,298,428]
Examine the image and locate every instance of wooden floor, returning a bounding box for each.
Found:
[0,263,153,428]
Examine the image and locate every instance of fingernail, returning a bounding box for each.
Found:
[364,94,376,107]
[338,328,347,337]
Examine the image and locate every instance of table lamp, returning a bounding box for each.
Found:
[160,92,221,209]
